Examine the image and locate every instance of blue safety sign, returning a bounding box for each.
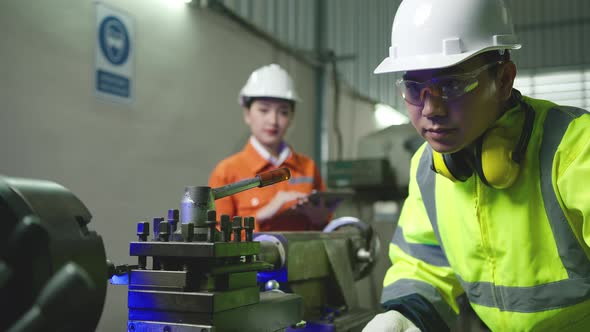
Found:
[95,3,134,103]
[99,16,130,66]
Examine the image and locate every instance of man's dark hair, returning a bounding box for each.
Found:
[480,49,511,63]
[480,50,511,76]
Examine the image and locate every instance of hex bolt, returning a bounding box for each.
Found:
[244,216,255,242]
[137,221,150,241]
[136,221,150,269]
[206,210,217,243]
[152,217,165,241]
[158,221,170,242]
[168,209,179,233]
[182,222,195,242]
[232,216,243,242]
[220,215,231,242]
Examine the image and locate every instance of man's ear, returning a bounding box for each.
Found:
[243,107,251,125]
[496,61,517,102]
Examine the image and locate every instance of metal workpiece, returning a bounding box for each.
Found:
[180,186,212,228]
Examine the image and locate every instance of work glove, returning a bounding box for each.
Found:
[362,310,422,332]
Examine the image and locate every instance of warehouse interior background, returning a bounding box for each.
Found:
[0,0,588,330]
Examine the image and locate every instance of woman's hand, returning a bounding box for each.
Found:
[256,191,308,222]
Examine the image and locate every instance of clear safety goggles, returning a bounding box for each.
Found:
[395,61,502,106]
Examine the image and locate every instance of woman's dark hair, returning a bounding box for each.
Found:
[244,97,295,111]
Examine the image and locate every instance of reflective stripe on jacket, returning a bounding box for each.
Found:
[382,96,590,331]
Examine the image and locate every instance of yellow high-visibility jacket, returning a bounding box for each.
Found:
[383,95,590,331]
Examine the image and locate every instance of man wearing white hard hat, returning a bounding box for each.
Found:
[209,64,329,232]
[364,0,590,331]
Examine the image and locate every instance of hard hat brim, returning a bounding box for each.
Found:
[374,44,521,74]
[240,93,301,103]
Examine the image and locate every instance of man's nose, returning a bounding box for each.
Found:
[421,91,447,118]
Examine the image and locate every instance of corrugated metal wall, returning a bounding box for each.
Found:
[216,0,589,110]
[324,0,401,108]
[323,0,590,110]
[510,0,590,69]
[215,0,403,107]
[219,0,317,52]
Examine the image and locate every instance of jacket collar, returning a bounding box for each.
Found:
[241,138,301,174]
[249,136,291,166]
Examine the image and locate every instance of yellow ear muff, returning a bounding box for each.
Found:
[432,151,458,181]
[430,90,535,188]
[479,128,521,189]
[432,150,473,182]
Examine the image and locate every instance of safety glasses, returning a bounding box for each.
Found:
[395,61,502,106]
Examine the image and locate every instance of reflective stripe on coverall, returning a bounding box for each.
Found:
[382,96,590,331]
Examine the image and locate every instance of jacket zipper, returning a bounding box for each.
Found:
[475,178,504,327]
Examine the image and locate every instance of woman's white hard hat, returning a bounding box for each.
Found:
[239,64,301,106]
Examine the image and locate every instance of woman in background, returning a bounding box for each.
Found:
[208,64,329,232]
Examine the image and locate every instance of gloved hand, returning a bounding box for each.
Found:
[362,310,422,332]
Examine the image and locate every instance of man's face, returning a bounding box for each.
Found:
[402,57,503,153]
[244,98,294,150]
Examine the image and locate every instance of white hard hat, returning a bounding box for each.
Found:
[374,0,521,74]
[239,64,301,106]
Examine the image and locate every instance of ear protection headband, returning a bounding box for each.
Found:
[431,91,535,189]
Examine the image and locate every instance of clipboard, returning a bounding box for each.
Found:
[272,191,353,228]
[305,190,353,211]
